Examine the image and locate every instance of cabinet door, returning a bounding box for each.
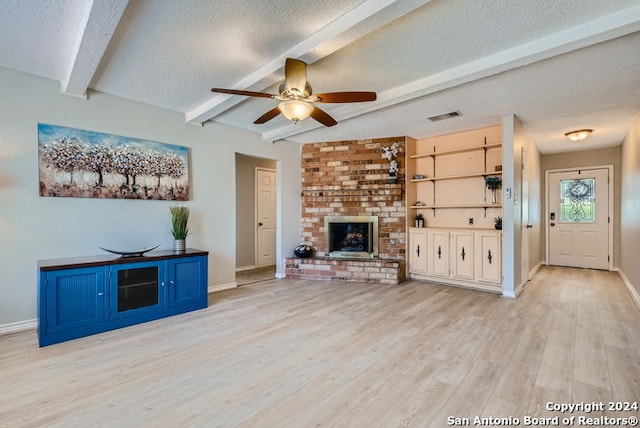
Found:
[409,228,428,275]
[475,231,502,284]
[167,256,207,308]
[451,231,474,280]
[44,267,106,334]
[429,230,450,277]
[108,261,165,320]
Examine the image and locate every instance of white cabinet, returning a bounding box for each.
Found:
[408,228,428,275]
[429,229,450,277]
[475,231,502,284]
[409,228,502,292]
[451,231,474,280]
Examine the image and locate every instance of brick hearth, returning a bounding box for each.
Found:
[286,137,407,284]
[284,257,406,285]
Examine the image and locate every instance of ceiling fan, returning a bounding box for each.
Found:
[211,58,377,127]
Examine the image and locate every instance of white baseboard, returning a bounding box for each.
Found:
[0,319,36,336]
[235,265,257,272]
[616,269,640,312]
[506,261,545,299]
[208,282,237,293]
[528,261,543,280]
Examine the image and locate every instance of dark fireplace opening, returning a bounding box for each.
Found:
[325,216,378,258]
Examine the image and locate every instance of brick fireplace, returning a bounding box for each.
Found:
[284,137,407,284]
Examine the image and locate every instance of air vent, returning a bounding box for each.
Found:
[428,111,462,122]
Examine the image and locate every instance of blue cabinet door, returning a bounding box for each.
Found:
[43,267,106,335]
[167,256,207,309]
[108,260,165,320]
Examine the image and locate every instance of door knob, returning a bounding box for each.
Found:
[526,224,533,229]
[550,222,555,227]
[258,222,263,226]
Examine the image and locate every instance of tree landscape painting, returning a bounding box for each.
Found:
[38,124,189,200]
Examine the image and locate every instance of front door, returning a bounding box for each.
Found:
[548,168,610,270]
[256,168,276,267]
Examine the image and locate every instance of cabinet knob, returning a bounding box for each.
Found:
[416,245,420,257]
[161,281,165,287]
[487,249,493,265]
[437,245,442,259]
[461,247,466,261]
[170,280,175,285]
[98,292,104,296]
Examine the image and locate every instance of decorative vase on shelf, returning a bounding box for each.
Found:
[387,175,398,184]
[485,176,502,205]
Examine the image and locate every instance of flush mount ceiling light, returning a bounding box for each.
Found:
[564,129,593,141]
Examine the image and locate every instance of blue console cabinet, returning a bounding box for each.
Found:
[38,249,208,346]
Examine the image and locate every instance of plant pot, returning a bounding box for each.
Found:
[173,239,186,253]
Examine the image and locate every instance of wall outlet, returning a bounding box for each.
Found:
[468,218,474,225]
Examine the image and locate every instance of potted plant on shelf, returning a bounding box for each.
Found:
[494,216,502,230]
[485,176,502,204]
[170,206,189,253]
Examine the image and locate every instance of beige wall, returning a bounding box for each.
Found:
[541,146,621,267]
[235,154,277,269]
[620,115,640,298]
[0,67,302,326]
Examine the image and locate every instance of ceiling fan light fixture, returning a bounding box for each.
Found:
[564,129,593,141]
[279,100,313,124]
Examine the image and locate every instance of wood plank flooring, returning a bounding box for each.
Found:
[1,266,639,427]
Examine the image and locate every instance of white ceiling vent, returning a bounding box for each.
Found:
[428,111,462,122]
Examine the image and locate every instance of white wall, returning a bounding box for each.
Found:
[620,114,640,300]
[0,67,301,326]
[501,115,521,297]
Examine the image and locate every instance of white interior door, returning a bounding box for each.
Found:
[256,168,276,267]
[547,168,609,270]
[521,147,530,285]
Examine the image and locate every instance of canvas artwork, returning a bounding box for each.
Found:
[38,124,189,200]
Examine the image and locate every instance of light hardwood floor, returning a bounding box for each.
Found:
[1,266,639,427]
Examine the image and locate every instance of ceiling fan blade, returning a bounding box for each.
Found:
[284,58,307,93]
[310,106,337,127]
[315,92,377,103]
[211,88,274,99]
[254,106,282,124]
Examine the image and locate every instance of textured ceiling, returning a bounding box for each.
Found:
[1,0,639,152]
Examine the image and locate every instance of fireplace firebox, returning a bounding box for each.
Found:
[325,215,378,258]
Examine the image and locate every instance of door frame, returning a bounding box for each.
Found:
[255,167,277,268]
[544,164,613,270]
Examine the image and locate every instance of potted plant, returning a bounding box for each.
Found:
[494,216,502,230]
[170,206,189,253]
[485,176,502,204]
